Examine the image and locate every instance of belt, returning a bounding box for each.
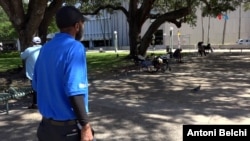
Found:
[42,117,76,126]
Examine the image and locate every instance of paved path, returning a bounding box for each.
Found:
[1,52,250,141]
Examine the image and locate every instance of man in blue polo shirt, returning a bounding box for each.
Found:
[32,6,93,141]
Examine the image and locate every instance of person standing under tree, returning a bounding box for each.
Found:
[32,6,94,141]
[20,36,42,109]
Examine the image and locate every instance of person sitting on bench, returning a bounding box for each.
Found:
[204,43,213,53]
[173,48,183,63]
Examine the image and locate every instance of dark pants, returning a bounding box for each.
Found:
[32,91,37,104]
[173,49,182,62]
[37,118,80,141]
[30,80,37,105]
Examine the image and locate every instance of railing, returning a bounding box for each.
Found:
[0,87,33,114]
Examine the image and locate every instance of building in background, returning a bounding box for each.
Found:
[82,2,250,49]
[82,6,129,48]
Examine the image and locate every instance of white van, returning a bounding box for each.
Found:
[236,39,250,45]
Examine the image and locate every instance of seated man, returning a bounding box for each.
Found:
[204,43,213,53]
[173,48,183,63]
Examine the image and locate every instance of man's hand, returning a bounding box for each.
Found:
[81,123,94,141]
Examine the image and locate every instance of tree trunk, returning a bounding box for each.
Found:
[0,0,48,51]
[201,17,204,42]
[207,16,210,43]
[39,22,50,44]
[222,18,227,45]
[238,3,241,39]
[140,31,154,56]
[128,0,140,57]
[38,0,63,44]
[128,22,140,57]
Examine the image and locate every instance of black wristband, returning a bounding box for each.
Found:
[78,120,89,126]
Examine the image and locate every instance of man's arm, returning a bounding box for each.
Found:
[20,48,29,59]
[69,95,89,125]
[69,95,93,140]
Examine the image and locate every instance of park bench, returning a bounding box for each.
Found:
[0,86,33,114]
[0,92,12,114]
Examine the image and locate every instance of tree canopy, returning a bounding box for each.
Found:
[243,1,250,11]
[0,7,17,40]
[0,0,243,56]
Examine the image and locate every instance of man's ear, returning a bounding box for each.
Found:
[75,22,80,32]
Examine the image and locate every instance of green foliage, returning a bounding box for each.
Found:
[201,0,240,17]
[154,0,199,24]
[0,58,22,72]
[0,0,241,42]
[155,0,194,11]
[0,51,20,58]
[184,14,198,27]
[0,8,18,40]
[48,17,59,33]
[0,51,22,72]
[153,0,240,26]
[243,2,250,11]
[80,0,122,13]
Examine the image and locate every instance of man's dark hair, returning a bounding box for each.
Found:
[56,6,84,29]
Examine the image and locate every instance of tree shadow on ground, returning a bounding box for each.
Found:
[88,52,250,140]
[0,67,29,91]
[0,52,250,141]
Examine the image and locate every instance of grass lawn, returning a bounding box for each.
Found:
[0,51,134,73]
[0,50,169,73]
[86,51,133,73]
[0,51,22,72]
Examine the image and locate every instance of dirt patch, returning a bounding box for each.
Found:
[0,67,30,91]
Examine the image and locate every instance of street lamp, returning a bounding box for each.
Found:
[169,27,174,57]
[114,31,118,53]
[177,30,181,49]
[163,33,169,53]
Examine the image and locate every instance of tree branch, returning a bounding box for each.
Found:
[138,0,155,26]
[151,7,190,28]
[25,0,47,38]
[142,7,190,46]
[0,0,25,30]
[39,0,64,42]
[82,4,129,18]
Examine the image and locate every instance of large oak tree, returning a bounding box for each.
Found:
[81,0,240,56]
[0,0,241,56]
[0,0,63,51]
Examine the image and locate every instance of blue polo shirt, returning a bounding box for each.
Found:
[32,33,89,120]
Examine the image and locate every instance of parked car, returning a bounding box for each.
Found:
[236,39,250,45]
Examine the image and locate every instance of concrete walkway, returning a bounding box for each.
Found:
[1,52,250,141]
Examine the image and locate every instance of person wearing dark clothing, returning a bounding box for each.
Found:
[204,43,213,53]
[173,48,183,63]
[32,6,94,141]
[197,41,206,56]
